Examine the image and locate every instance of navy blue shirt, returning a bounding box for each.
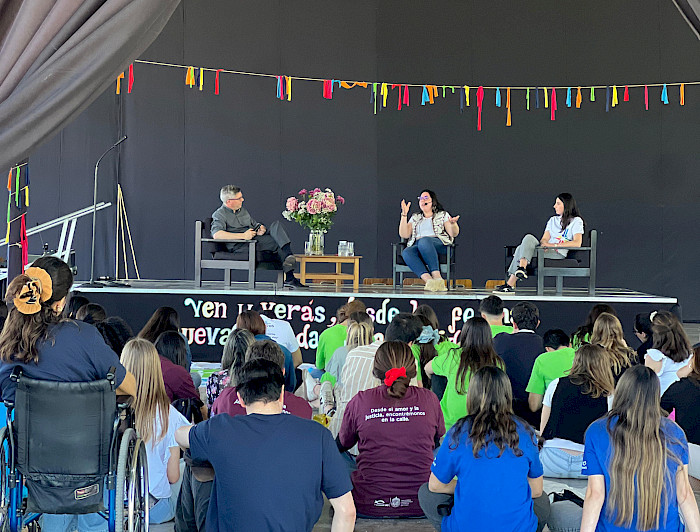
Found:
[189,412,352,532]
[0,320,127,402]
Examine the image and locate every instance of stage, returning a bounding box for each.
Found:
[77,279,677,363]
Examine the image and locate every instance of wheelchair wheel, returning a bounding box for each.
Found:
[116,429,149,532]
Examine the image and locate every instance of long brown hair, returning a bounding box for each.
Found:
[0,257,73,364]
[120,338,171,445]
[138,306,180,344]
[235,310,266,336]
[572,303,617,346]
[690,345,700,383]
[590,312,636,376]
[221,329,255,387]
[413,305,444,390]
[372,341,417,399]
[454,317,503,394]
[567,344,615,398]
[606,365,683,530]
[451,366,531,458]
[651,311,692,363]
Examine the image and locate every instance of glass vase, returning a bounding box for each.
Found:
[306,230,325,256]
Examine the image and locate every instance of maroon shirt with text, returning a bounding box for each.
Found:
[211,387,313,419]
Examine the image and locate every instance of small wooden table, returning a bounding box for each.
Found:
[294,254,362,290]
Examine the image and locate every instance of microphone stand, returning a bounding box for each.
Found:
[79,136,127,288]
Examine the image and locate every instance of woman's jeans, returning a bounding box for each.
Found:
[402,237,446,277]
[539,447,585,479]
[508,234,564,275]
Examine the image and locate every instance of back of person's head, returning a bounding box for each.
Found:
[567,344,614,398]
[235,310,266,336]
[120,338,170,444]
[346,321,374,350]
[510,302,539,331]
[573,304,617,343]
[337,299,366,323]
[64,294,89,319]
[690,344,700,383]
[154,330,188,369]
[373,341,417,399]
[385,312,423,343]
[590,313,634,375]
[0,256,73,364]
[451,366,523,458]
[138,306,180,343]
[651,310,692,363]
[75,302,106,324]
[96,316,134,355]
[455,317,502,394]
[237,358,284,405]
[347,310,373,327]
[414,304,439,329]
[246,339,284,369]
[221,329,255,387]
[606,365,680,530]
[634,313,653,338]
[543,329,570,350]
[479,295,504,319]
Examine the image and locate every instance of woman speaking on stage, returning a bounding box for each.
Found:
[398,190,460,292]
[495,193,584,293]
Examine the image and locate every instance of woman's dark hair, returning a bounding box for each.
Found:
[221,329,255,387]
[235,310,266,336]
[154,330,188,369]
[651,311,692,363]
[454,317,504,394]
[347,310,373,327]
[138,306,181,344]
[689,344,700,383]
[64,294,89,319]
[75,303,107,324]
[0,256,73,364]
[418,189,445,214]
[557,192,583,233]
[96,316,134,355]
[413,305,445,391]
[572,304,617,346]
[372,341,417,399]
[634,313,653,337]
[0,301,7,331]
[451,366,531,458]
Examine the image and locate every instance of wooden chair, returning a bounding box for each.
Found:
[392,240,457,289]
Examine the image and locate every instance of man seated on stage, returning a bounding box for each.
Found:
[211,185,305,288]
[175,358,356,532]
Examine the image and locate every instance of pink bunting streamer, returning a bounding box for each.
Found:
[645,85,649,110]
[476,86,484,131]
[550,87,557,120]
[215,69,222,94]
[403,84,409,106]
[127,64,134,93]
[323,80,333,99]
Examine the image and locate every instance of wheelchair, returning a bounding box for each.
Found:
[0,368,149,532]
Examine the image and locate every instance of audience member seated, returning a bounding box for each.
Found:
[329,312,422,439]
[63,293,89,319]
[539,344,614,479]
[0,300,7,331]
[211,340,311,419]
[526,329,576,413]
[95,316,134,355]
[155,331,206,419]
[570,303,616,350]
[121,338,190,524]
[425,317,503,432]
[634,312,655,359]
[139,306,193,370]
[479,295,513,337]
[419,366,550,532]
[315,299,367,378]
[338,341,444,518]
[325,311,374,387]
[662,345,700,487]
[75,302,107,324]
[205,329,254,413]
[580,365,700,531]
[175,359,356,531]
[590,312,637,381]
[235,309,296,391]
[493,301,544,426]
[645,310,694,395]
[0,257,136,531]
[259,308,303,368]
[412,304,458,391]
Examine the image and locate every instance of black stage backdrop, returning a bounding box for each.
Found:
[12,0,700,318]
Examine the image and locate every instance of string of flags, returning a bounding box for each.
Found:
[117,60,698,131]
[6,163,30,268]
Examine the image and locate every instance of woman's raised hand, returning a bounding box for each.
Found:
[448,215,460,224]
[401,199,411,216]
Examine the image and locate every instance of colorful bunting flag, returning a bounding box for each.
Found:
[506,87,512,126]
[551,88,557,120]
[476,86,484,131]
[623,85,629,102]
[576,86,582,108]
[680,83,685,106]
[128,64,134,93]
[661,83,669,104]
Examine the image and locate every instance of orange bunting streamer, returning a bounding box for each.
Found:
[7,169,12,191]
[576,86,582,108]
[506,87,512,126]
[116,72,124,94]
[427,85,438,104]
[185,67,195,87]
[680,83,685,105]
[340,81,368,89]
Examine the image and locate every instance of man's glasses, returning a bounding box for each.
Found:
[229,196,243,201]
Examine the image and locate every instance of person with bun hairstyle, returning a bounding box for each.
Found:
[645,310,694,395]
[338,341,444,518]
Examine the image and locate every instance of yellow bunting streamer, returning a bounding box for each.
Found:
[464,86,470,106]
[287,76,292,101]
[612,85,618,107]
[576,86,582,108]
[680,83,685,105]
[544,87,549,108]
[381,83,388,107]
[506,87,512,126]
[116,73,124,94]
[24,187,29,207]
[199,68,204,91]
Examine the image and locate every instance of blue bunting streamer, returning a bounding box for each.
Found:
[566,87,572,108]
[496,87,501,107]
[661,83,669,104]
[422,86,429,105]
[460,87,465,113]
[606,86,611,112]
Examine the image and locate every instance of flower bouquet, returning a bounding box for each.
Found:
[283,188,345,255]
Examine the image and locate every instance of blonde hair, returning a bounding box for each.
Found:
[346,321,374,350]
[120,338,171,444]
[567,344,615,398]
[590,313,636,376]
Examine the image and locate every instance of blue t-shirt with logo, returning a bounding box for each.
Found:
[431,418,543,532]
[189,412,352,532]
[582,417,688,532]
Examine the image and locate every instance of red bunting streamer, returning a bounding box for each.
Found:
[280,76,286,100]
[127,64,134,93]
[323,80,333,99]
[20,214,28,270]
[680,83,685,106]
[576,86,582,108]
[506,87,512,126]
[645,85,649,110]
[623,85,629,102]
[476,86,484,131]
[403,84,409,106]
[116,72,124,94]
[215,69,222,94]
[550,87,557,120]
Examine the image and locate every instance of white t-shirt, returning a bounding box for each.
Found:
[260,315,300,354]
[645,348,693,395]
[147,405,190,499]
[415,217,436,239]
[544,215,584,257]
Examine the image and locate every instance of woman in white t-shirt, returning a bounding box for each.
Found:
[398,189,460,292]
[121,338,190,524]
[495,193,584,293]
[645,310,694,395]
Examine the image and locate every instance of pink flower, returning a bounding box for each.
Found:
[336,195,345,204]
[306,199,320,215]
[286,197,299,212]
[298,189,307,195]
[312,188,322,195]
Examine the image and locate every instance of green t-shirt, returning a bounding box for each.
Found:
[571,332,589,351]
[315,323,347,370]
[411,340,459,385]
[431,345,469,432]
[525,346,576,396]
[490,324,514,337]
